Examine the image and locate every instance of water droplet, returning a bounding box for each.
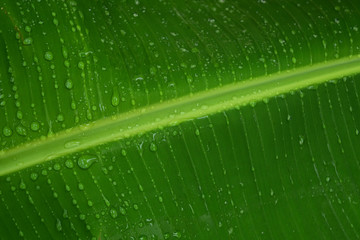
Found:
[149,142,157,152]
[139,235,147,240]
[31,121,40,131]
[133,204,139,210]
[86,109,92,120]
[53,18,59,26]
[30,172,38,181]
[121,149,127,156]
[195,129,200,136]
[78,183,84,190]
[326,177,331,182]
[54,163,61,171]
[65,79,73,89]
[78,61,85,70]
[64,60,70,68]
[57,114,64,122]
[111,87,120,107]
[79,214,86,220]
[150,66,157,75]
[119,206,126,215]
[23,37,33,45]
[25,26,31,32]
[292,57,297,64]
[28,195,34,204]
[62,46,68,59]
[16,125,27,136]
[64,140,80,149]
[77,155,97,169]
[173,232,182,238]
[88,200,93,207]
[158,196,163,203]
[65,159,74,169]
[299,135,304,145]
[19,181,26,189]
[3,126,12,137]
[56,218,62,231]
[110,208,118,218]
[44,51,54,61]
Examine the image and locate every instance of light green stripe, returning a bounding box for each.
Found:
[1,55,360,176]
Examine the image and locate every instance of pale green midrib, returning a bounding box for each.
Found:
[1,55,360,176]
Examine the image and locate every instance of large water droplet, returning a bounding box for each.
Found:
[3,126,12,137]
[110,208,118,218]
[65,159,74,169]
[23,37,33,45]
[54,163,61,171]
[78,61,85,70]
[65,79,73,89]
[16,125,27,136]
[77,155,97,169]
[57,114,64,122]
[44,51,54,61]
[30,172,38,181]
[31,121,40,131]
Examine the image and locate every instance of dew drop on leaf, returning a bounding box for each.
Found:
[149,142,157,152]
[77,155,97,169]
[19,181,26,190]
[119,206,126,215]
[44,51,54,61]
[64,140,80,149]
[2,126,12,137]
[111,87,120,107]
[30,121,40,131]
[78,61,85,70]
[16,125,27,136]
[79,214,86,220]
[23,37,33,45]
[30,172,38,181]
[173,232,182,238]
[121,149,127,156]
[53,163,61,171]
[299,135,304,145]
[65,159,74,169]
[65,79,73,89]
[56,219,62,232]
[195,129,200,136]
[110,208,118,218]
[57,114,64,122]
[25,26,31,32]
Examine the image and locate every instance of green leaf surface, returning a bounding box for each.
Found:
[1,0,360,239]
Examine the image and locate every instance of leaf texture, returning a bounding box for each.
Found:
[0,0,360,239]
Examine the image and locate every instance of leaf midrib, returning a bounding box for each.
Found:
[1,55,360,176]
